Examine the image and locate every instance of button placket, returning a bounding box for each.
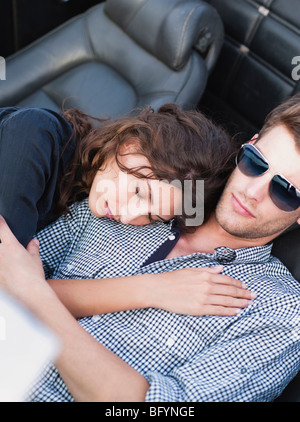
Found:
[214,247,236,263]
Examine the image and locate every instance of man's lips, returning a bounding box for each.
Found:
[231,194,255,218]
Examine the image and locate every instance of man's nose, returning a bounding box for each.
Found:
[243,173,271,202]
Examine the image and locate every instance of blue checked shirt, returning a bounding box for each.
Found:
[28,198,300,402]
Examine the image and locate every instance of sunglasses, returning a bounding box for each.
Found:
[236,143,300,212]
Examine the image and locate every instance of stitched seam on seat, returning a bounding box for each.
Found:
[40,87,61,109]
[218,37,245,98]
[244,10,264,45]
[82,12,96,58]
[267,9,300,36]
[123,1,148,32]
[175,6,198,68]
[174,54,203,104]
[223,35,295,86]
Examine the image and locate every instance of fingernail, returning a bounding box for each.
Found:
[250,292,257,299]
[33,238,39,246]
[242,283,247,289]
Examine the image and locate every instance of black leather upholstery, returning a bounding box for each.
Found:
[202,0,300,139]
[2,0,224,117]
[202,0,300,402]
[201,0,300,283]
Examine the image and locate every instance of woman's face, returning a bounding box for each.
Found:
[88,144,182,225]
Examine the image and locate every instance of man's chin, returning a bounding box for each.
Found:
[215,205,259,238]
[216,214,293,240]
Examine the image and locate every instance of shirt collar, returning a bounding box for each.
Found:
[171,218,274,264]
[212,242,273,264]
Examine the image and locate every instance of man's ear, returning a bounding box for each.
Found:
[249,134,259,144]
[297,216,300,226]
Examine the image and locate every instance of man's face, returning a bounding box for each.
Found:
[215,125,300,240]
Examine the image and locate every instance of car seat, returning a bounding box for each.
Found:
[1,0,224,118]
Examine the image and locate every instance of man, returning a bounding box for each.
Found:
[0,95,299,402]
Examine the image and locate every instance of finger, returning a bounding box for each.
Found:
[187,266,223,273]
[204,305,244,317]
[26,238,40,257]
[201,265,223,274]
[205,273,249,290]
[210,283,256,300]
[209,295,253,308]
[0,215,18,245]
[191,267,246,289]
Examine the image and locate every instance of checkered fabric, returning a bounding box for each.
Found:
[27,199,300,402]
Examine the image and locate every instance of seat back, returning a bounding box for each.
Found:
[202,0,300,140]
[272,226,300,283]
[2,0,224,117]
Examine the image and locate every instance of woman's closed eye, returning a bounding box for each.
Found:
[135,186,153,222]
[135,182,169,223]
[135,186,143,199]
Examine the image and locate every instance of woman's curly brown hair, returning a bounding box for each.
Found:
[56,104,237,232]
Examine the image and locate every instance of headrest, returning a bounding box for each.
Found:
[104,0,224,71]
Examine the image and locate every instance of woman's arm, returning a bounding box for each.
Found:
[47,275,154,317]
[0,218,148,402]
[48,266,255,318]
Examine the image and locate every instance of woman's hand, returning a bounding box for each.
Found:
[0,216,54,309]
[148,266,256,316]
[0,216,149,401]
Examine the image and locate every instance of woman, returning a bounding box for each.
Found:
[0,104,252,319]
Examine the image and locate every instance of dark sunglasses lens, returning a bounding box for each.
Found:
[270,175,300,212]
[237,145,268,177]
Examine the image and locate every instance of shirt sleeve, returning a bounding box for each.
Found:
[34,200,88,279]
[144,294,300,402]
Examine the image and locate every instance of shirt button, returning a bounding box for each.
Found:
[166,337,175,347]
[92,315,101,321]
[168,234,176,240]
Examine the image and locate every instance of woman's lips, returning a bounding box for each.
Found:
[104,202,114,219]
[231,194,255,218]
